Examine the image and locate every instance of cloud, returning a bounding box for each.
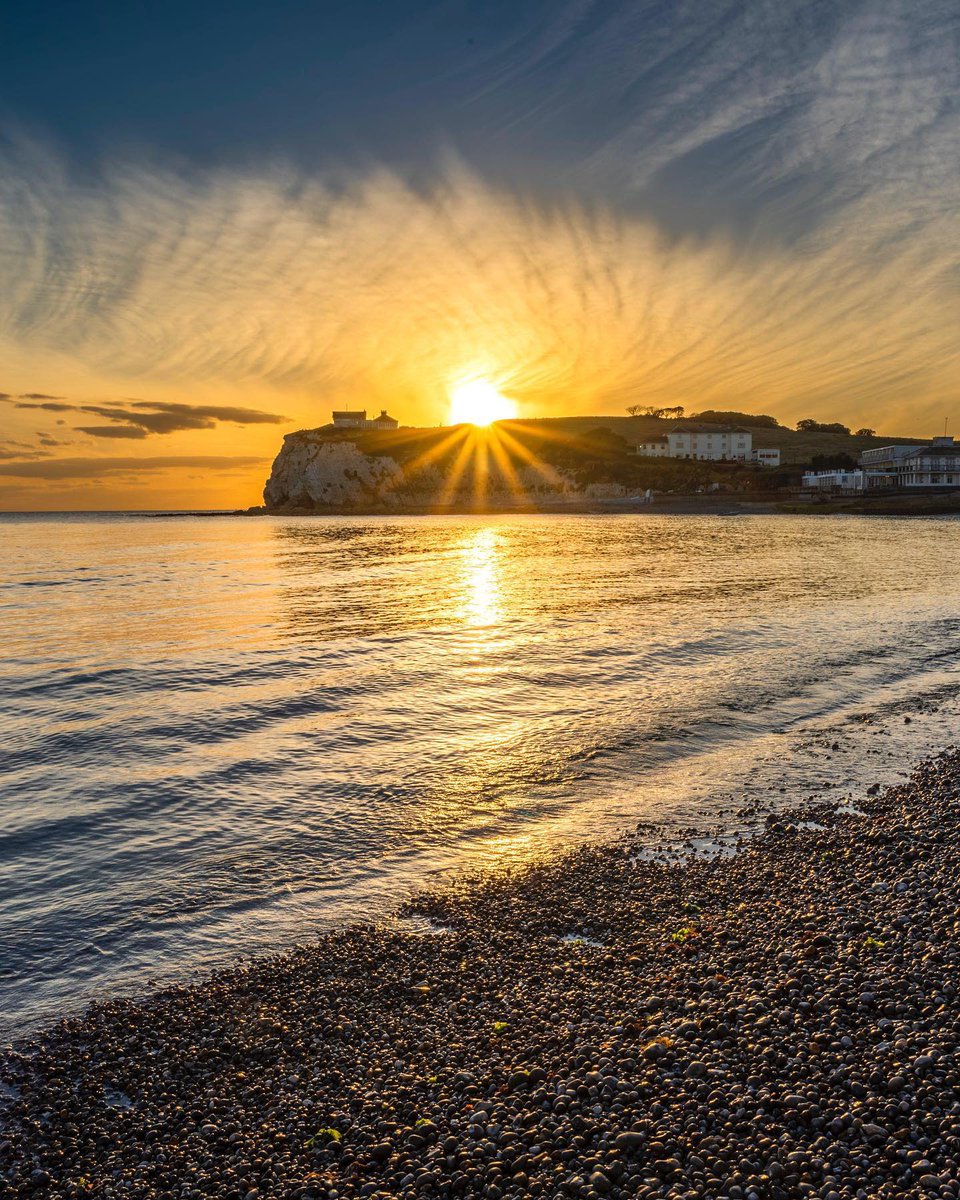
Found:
[2,394,289,435]
[0,455,268,479]
[12,400,75,412]
[0,0,957,434]
[0,440,51,461]
[129,401,290,424]
[75,425,148,439]
[18,392,65,400]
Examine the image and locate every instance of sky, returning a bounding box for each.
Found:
[1,0,958,509]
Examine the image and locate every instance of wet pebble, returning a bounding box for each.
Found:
[4,753,960,1199]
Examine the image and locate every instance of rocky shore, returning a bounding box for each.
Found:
[3,753,960,1200]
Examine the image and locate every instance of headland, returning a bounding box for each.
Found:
[257,414,959,517]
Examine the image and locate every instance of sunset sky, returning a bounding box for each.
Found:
[1,0,958,509]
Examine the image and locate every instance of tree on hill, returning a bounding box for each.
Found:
[797,419,852,435]
[692,410,780,428]
[626,404,684,419]
[855,427,876,437]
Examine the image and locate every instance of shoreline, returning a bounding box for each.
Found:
[4,751,960,1197]
[145,494,960,519]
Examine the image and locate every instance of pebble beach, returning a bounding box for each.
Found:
[3,750,960,1200]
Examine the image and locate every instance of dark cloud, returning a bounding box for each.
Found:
[78,404,217,433]
[0,455,268,480]
[76,425,149,439]
[1,394,289,436]
[13,401,75,412]
[129,401,291,425]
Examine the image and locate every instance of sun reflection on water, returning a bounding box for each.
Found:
[458,525,502,628]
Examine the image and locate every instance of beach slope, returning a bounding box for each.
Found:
[3,754,960,1198]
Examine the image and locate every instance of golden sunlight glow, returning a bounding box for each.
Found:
[459,525,502,627]
[448,380,517,427]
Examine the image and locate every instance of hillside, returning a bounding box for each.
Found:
[512,415,924,465]
[260,414,935,513]
[261,422,759,513]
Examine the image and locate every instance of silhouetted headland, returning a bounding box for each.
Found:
[258,417,960,517]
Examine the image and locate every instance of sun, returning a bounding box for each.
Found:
[448,379,517,426]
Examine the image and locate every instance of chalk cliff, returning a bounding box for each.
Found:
[263,434,406,511]
[262,427,584,512]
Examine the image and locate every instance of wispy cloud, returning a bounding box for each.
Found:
[0,0,956,434]
[0,455,268,480]
[3,395,289,436]
[0,437,53,461]
[0,448,50,461]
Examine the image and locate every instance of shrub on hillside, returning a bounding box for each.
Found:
[691,410,781,428]
[797,419,852,435]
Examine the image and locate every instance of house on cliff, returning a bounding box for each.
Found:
[331,409,399,431]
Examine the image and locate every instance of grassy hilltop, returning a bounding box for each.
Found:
[514,414,923,465]
[278,410,928,501]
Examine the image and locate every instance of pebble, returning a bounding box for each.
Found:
[4,753,960,1199]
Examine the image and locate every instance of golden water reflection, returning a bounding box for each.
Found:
[457,525,503,628]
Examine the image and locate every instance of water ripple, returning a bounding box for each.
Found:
[1,511,960,1032]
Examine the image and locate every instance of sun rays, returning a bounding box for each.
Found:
[448,379,518,426]
[393,418,573,511]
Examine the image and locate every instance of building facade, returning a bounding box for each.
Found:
[635,429,751,460]
[633,428,780,465]
[897,440,960,487]
[801,469,869,491]
[331,409,399,430]
[803,437,960,491]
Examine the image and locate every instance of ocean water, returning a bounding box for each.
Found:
[2,511,960,1033]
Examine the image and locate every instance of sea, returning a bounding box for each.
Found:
[2,511,960,1034]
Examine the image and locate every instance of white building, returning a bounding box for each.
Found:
[802,469,869,491]
[893,438,960,487]
[858,438,959,486]
[802,437,960,491]
[635,428,750,460]
[331,409,399,431]
[633,428,780,465]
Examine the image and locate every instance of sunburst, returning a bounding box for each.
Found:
[448,379,517,427]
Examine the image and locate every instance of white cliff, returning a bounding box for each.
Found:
[263,434,406,511]
[262,428,580,512]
